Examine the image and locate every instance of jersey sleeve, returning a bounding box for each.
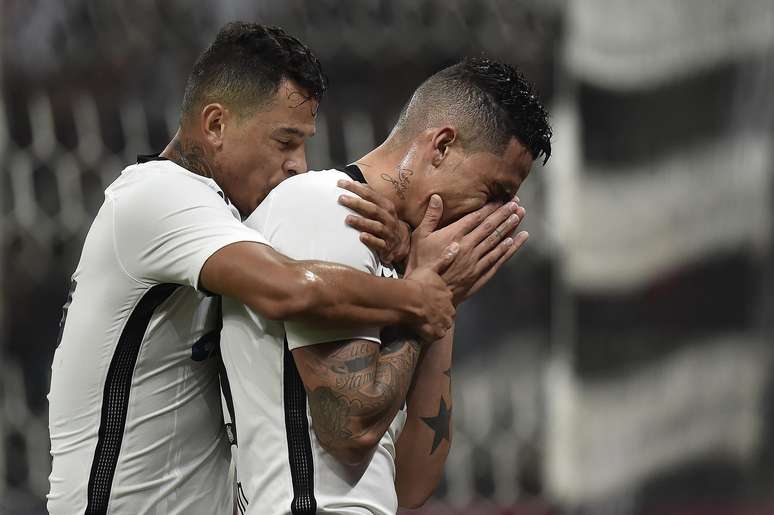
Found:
[244,171,381,350]
[111,170,269,290]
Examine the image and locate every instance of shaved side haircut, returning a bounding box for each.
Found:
[392,57,552,164]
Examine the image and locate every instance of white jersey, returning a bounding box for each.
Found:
[47,156,268,515]
[220,167,404,515]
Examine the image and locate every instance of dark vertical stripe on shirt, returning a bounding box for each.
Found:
[85,283,178,515]
[283,339,317,515]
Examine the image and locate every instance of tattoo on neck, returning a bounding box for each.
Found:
[169,138,219,179]
[380,167,413,200]
[421,397,452,454]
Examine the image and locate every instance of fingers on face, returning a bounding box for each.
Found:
[488,234,525,275]
[452,203,501,235]
[474,239,509,276]
[472,230,528,291]
[477,212,523,255]
[468,201,519,247]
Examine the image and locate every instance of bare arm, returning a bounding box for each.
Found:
[394,327,454,508]
[392,199,529,507]
[200,241,456,341]
[199,197,524,341]
[292,328,422,467]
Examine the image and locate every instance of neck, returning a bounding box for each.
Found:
[161,129,219,180]
[355,140,416,223]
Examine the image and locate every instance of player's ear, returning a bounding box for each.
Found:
[201,103,226,149]
[431,127,457,167]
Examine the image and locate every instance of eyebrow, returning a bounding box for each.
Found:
[274,126,315,138]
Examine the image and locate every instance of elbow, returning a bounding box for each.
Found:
[396,464,445,508]
[397,485,434,509]
[318,431,381,469]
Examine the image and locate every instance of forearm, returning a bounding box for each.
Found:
[297,330,421,466]
[394,325,454,508]
[283,260,425,328]
[200,241,427,328]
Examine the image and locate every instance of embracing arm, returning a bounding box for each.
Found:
[292,328,422,467]
[199,241,455,341]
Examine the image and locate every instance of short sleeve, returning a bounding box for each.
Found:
[243,171,381,350]
[112,170,269,289]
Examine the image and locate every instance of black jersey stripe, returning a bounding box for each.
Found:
[280,164,362,514]
[213,296,239,446]
[283,340,317,515]
[85,283,179,515]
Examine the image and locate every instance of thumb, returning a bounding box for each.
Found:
[431,242,460,274]
[416,194,443,236]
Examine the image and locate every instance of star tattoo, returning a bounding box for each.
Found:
[442,368,451,378]
[421,397,452,454]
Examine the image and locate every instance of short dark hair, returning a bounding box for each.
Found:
[393,57,552,164]
[180,22,327,121]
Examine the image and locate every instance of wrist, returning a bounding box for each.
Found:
[398,277,427,325]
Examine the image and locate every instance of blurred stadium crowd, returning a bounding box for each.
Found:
[1,1,773,514]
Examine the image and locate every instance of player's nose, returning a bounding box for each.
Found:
[284,150,308,176]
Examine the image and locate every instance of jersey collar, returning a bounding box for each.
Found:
[136,153,168,164]
[136,153,239,217]
[339,164,368,184]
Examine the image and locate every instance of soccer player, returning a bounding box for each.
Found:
[220,57,552,514]
[47,23,476,515]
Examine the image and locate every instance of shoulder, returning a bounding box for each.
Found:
[245,169,352,227]
[109,160,226,201]
[109,160,239,237]
[269,169,350,202]
[108,160,230,213]
[244,169,377,270]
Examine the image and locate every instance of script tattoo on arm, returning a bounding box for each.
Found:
[300,331,421,453]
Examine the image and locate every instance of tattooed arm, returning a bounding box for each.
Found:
[393,325,454,508]
[292,330,421,467]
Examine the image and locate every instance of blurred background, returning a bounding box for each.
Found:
[1,0,773,514]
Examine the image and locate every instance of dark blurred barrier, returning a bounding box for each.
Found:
[0,1,772,514]
[543,1,774,513]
